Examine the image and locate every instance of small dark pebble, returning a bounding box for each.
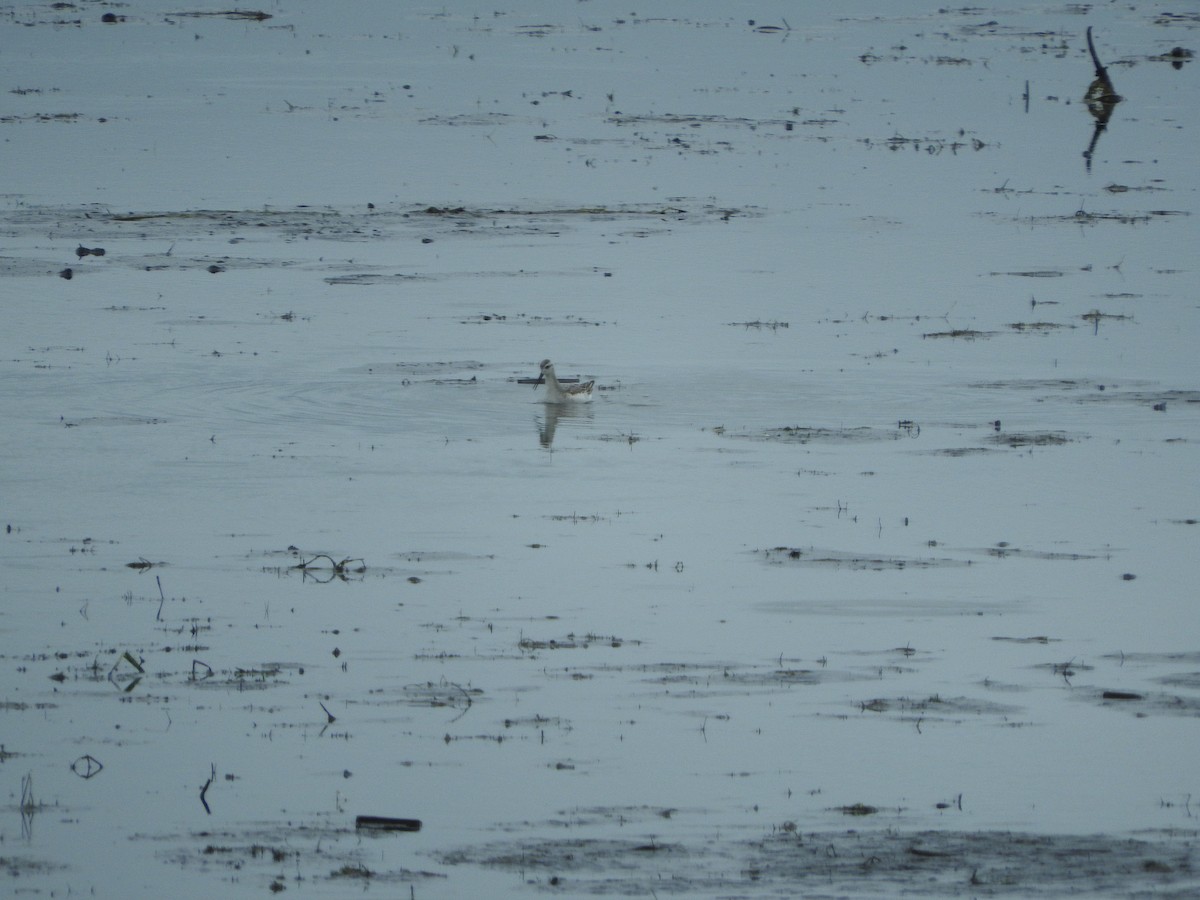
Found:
[59,267,73,279]
[1153,402,1166,412]
[206,264,223,274]
[1121,573,1136,581]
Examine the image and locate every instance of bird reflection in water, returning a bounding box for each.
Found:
[536,402,594,448]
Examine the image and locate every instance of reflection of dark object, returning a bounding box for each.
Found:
[291,553,366,579]
[71,755,104,779]
[355,816,422,832]
[1166,47,1193,70]
[1082,27,1121,172]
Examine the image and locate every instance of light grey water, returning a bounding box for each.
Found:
[2,2,1198,896]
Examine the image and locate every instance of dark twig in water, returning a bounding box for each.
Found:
[448,682,474,723]
[292,554,367,576]
[110,651,144,680]
[20,773,37,811]
[1082,27,1121,171]
[1085,27,1119,103]
[70,755,103,779]
[191,659,213,680]
[200,763,216,814]
[355,815,422,832]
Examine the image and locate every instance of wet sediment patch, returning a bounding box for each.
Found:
[437,824,1200,896]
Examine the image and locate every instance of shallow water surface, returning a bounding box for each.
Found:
[2,2,1198,897]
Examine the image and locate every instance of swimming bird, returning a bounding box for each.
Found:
[535,359,594,403]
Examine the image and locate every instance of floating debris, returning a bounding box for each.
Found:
[355,816,422,832]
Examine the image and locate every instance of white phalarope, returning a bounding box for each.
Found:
[535,359,594,403]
